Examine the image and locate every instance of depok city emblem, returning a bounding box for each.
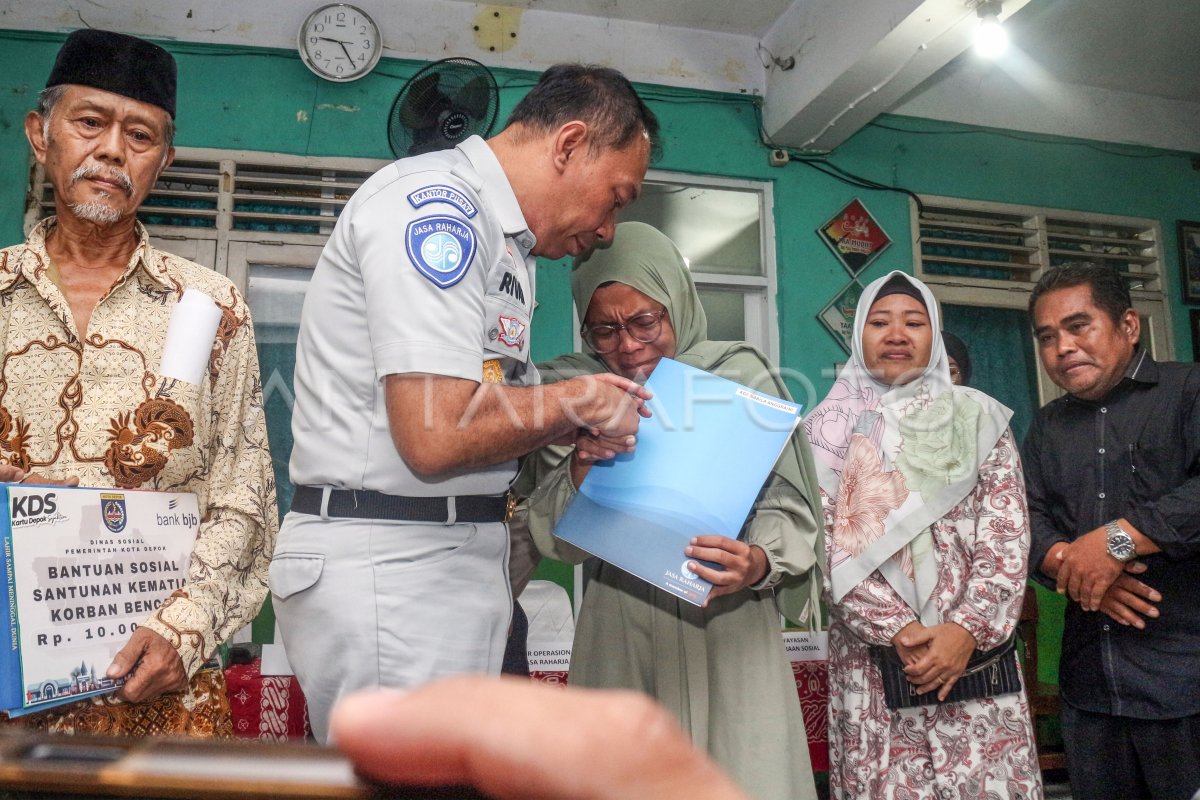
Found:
[100,492,128,533]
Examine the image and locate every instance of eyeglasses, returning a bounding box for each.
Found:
[581,309,668,354]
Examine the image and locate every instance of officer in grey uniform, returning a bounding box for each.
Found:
[271,64,660,741]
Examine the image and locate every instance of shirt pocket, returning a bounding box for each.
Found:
[103,371,208,490]
[1127,437,1183,504]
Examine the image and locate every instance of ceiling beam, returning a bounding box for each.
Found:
[760,0,1030,152]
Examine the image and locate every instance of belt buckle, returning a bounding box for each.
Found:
[504,491,519,523]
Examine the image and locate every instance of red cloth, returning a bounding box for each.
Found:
[224,657,311,741]
[792,660,830,772]
[529,670,569,687]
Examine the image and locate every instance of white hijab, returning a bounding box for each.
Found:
[804,271,1013,624]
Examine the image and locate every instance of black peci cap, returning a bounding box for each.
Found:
[46,29,177,118]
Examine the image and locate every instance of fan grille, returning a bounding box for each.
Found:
[388,58,500,158]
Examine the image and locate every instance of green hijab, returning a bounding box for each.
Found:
[539,221,824,624]
[543,221,764,384]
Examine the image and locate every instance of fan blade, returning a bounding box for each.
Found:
[407,127,443,157]
[453,75,493,120]
[398,72,443,129]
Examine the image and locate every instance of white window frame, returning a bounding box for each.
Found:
[573,169,780,361]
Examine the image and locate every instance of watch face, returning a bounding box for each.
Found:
[299,4,382,82]
[1108,529,1136,561]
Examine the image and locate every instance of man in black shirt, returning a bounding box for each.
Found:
[1025,262,1200,800]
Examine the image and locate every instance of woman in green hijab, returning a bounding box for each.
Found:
[519,222,823,800]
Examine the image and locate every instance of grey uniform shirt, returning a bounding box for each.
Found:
[289,135,537,497]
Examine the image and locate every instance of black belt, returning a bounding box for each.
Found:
[290,486,511,523]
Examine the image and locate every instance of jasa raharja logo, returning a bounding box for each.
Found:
[10,492,57,520]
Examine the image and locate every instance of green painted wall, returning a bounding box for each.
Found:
[4,28,1198,683]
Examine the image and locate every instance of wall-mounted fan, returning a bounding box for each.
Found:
[387,58,500,158]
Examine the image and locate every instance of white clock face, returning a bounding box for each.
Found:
[299,4,382,82]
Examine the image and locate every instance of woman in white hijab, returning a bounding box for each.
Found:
[805,271,1042,799]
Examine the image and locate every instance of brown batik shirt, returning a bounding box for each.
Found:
[0,218,279,681]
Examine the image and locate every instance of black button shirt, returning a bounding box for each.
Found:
[1024,350,1200,719]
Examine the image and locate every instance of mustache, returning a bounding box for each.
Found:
[69,164,134,196]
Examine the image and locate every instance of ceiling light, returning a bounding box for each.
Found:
[975,0,1008,58]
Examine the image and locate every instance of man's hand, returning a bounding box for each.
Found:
[685,537,768,605]
[1045,543,1161,627]
[23,472,81,486]
[107,627,189,703]
[0,465,81,486]
[1099,563,1161,629]
[565,373,651,439]
[1056,526,1125,611]
[332,677,748,800]
[896,622,977,701]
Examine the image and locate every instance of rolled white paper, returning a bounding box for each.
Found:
[160,288,222,384]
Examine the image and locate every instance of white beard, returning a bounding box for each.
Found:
[68,199,123,226]
[65,163,134,226]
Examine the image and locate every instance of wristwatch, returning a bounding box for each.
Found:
[1105,520,1137,562]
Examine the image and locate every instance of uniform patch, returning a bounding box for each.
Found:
[497,315,526,348]
[406,215,477,288]
[482,359,504,384]
[407,185,478,218]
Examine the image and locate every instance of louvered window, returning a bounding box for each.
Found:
[26,148,390,267]
[911,195,1173,411]
[913,195,1164,299]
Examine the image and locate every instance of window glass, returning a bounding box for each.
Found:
[696,287,746,342]
[247,264,312,516]
[629,183,763,277]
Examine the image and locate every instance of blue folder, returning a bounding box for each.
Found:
[553,357,801,606]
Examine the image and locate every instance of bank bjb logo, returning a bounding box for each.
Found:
[100,493,127,533]
[10,491,56,520]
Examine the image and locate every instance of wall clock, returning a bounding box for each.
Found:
[298,4,382,82]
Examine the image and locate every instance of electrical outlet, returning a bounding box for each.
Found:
[769,149,790,167]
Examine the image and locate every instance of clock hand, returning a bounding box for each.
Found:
[315,36,357,70]
[336,39,357,69]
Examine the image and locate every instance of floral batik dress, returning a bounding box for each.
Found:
[825,427,1042,800]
